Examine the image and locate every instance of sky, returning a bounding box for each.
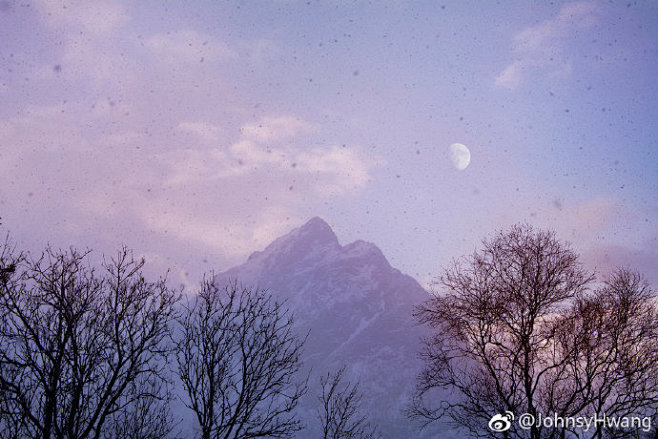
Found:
[0,0,656,289]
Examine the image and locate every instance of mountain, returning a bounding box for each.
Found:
[215,217,439,438]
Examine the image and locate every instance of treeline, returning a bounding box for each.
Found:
[2,223,658,439]
[0,243,379,439]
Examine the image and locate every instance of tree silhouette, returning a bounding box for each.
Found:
[318,366,381,439]
[175,279,306,439]
[412,224,658,439]
[0,244,179,439]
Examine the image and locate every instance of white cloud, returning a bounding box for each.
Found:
[557,1,598,24]
[1,8,380,285]
[0,108,376,268]
[38,0,130,35]
[31,1,141,89]
[117,114,380,265]
[134,196,301,260]
[495,1,598,89]
[529,196,657,282]
[231,140,285,165]
[243,38,282,64]
[540,197,624,242]
[241,116,311,143]
[59,38,134,84]
[495,61,524,89]
[162,115,376,195]
[176,121,223,143]
[296,146,372,194]
[147,30,234,64]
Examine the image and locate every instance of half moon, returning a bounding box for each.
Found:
[449,143,471,170]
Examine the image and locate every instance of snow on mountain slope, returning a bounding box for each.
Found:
[215,217,443,438]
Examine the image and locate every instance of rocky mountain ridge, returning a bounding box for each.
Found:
[215,217,440,438]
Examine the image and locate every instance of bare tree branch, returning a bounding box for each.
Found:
[411,224,658,439]
[0,244,179,439]
[317,366,381,439]
[175,279,306,439]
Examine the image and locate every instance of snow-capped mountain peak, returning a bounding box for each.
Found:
[246,216,339,266]
[214,217,435,438]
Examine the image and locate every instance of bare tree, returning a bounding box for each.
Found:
[412,224,658,438]
[318,366,381,439]
[175,279,306,439]
[0,244,179,439]
[102,375,176,439]
[552,270,658,439]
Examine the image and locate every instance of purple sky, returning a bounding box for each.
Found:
[1,1,656,288]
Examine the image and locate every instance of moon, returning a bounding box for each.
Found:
[449,143,471,170]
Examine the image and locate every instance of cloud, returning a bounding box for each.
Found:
[542,197,622,239]
[296,146,372,194]
[241,116,311,143]
[135,200,299,259]
[581,244,658,285]
[37,0,130,35]
[484,193,657,282]
[30,1,140,89]
[147,30,234,64]
[0,103,378,285]
[176,122,223,143]
[495,61,524,89]
[127,114,379,269]
[2,5,380,285]
[495,1,597,88]
[243,38,282,64]
[163,115,376,194]
[516,196,657,279]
